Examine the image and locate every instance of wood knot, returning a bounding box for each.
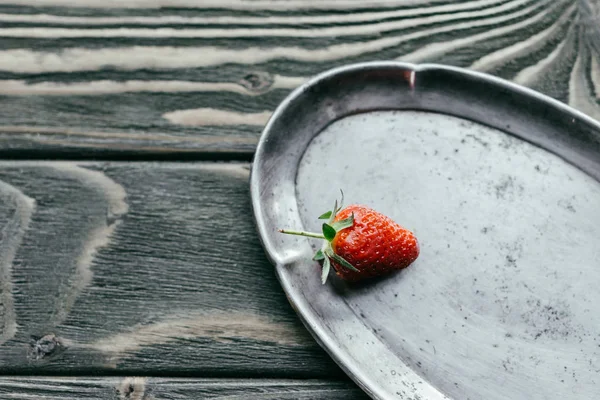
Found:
[240,71,274,93]
[117,377,148,400]
[29,334,66,360]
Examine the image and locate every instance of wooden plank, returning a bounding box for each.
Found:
[0,162,344,377]
[0,0,598,157]
[0,377,368,399]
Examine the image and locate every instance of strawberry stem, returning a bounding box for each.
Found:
[277,191,358,284]
[278,229,325,239]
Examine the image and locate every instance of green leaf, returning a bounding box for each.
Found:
[313,249,325,261]
[321,257,331,284]
[318,211,332,220]
[330,213,354,232]
[326,250,359,272]
[322,223,336,241]
[338,189,344,211]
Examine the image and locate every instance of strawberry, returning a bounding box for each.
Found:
[279,193,419,284]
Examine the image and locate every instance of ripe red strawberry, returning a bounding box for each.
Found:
[279,194,419,284]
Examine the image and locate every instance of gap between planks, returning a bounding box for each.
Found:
[0,150,256,162]
[0,376,369,400]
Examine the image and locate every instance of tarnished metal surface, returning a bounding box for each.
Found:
[251,62,600,400]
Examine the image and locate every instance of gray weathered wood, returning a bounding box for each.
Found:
[0,162,343,377]
[0,0,598,157]
[0,377,368,399]
[0,1,599,397]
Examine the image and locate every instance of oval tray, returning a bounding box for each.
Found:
[250,62,600,400]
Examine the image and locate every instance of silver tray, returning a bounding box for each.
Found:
[250,62,600,400]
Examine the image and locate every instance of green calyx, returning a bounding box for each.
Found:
[278,192,358,284]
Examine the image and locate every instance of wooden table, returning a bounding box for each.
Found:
[0,1,597,398]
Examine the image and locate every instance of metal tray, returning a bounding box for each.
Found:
[249,62,600,400]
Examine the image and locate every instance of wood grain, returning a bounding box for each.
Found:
[0,0,597,158]
[0,1,599,397]
[0,162,343,377]
[0,377,368,399]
